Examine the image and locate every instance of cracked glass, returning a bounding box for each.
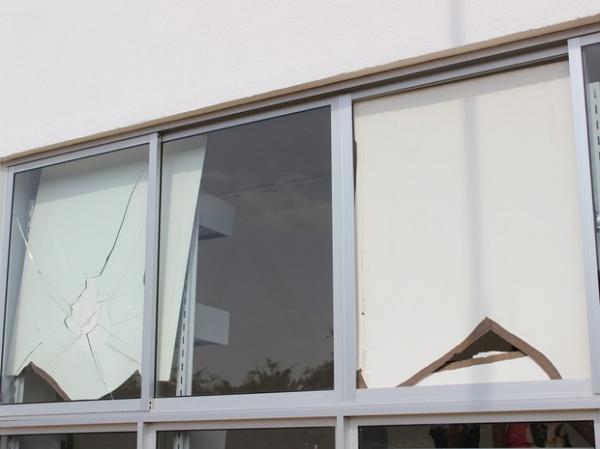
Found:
[155,107,333,397]
[1,145,148,403]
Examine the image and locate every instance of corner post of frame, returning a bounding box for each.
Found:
[331,93,358,402]
[141,133,162,409]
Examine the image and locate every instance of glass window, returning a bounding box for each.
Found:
[1,145,148,403]
[0,432,136,448]
[354,61,591,388]
[582,43,600,274]
[359,422,594,449]
[155,107,333,397]
[157,427,335,449]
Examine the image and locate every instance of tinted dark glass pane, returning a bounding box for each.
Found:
[156,107,333,396]
[584,44,600,83]
[359,422,594,449]
[158,427,335,449]
[1,432,136,449]
[583,43,600,286]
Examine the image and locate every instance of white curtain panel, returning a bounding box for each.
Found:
[354,61,591,388]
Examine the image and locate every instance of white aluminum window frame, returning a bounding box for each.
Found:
[0,24,598,449]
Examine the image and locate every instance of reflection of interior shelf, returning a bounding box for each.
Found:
[193,194,231,344]
[198,193,234,240]
[175,191,234,407]
[194,194,231,346]
[587,82,600,230]
[195,304,229,347]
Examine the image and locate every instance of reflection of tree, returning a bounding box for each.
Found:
[192,358,333,395]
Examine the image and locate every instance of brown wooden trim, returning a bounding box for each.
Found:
[438,351,525,372]
[26,363,141,401]
[398,317,561,386]
[29,362,70,401]
[356,368,368,389]
[5,16,600,164]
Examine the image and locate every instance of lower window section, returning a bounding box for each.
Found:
[359,422,595,448]
[0,432,136,448]
[158,427,335,449]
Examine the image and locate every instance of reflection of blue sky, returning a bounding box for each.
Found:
[191,108,332,387]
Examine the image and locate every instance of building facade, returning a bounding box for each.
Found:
[2,1,600,448]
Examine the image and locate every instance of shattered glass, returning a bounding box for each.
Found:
[1,145,149,403]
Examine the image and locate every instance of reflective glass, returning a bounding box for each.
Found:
[359,422,594,449]
[0,432,136,449]
[158,427,335,449]
[156,107,333,396]
[582,43,600,278]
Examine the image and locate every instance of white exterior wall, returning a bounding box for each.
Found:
[1,0,600,158]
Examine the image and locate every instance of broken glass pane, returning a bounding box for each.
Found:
[1,145,148,403]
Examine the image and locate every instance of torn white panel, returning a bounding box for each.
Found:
[156,135,207,381]
[355,61,591,388]
[6,146,148,400]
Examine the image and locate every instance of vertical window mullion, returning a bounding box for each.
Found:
[0,168,15,407]
[331,93,358,402]
[140,133,162,409]
[138,421,156,449]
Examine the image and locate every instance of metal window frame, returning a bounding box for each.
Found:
[0,25,598,449]
[150,96,346,415]
[347,38,600,406]
[146,418,337,449]
[0,133,157,418]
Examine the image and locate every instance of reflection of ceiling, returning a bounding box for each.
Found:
[189,107,334,388]
[585,44,600,83]
[202,107,331,197]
